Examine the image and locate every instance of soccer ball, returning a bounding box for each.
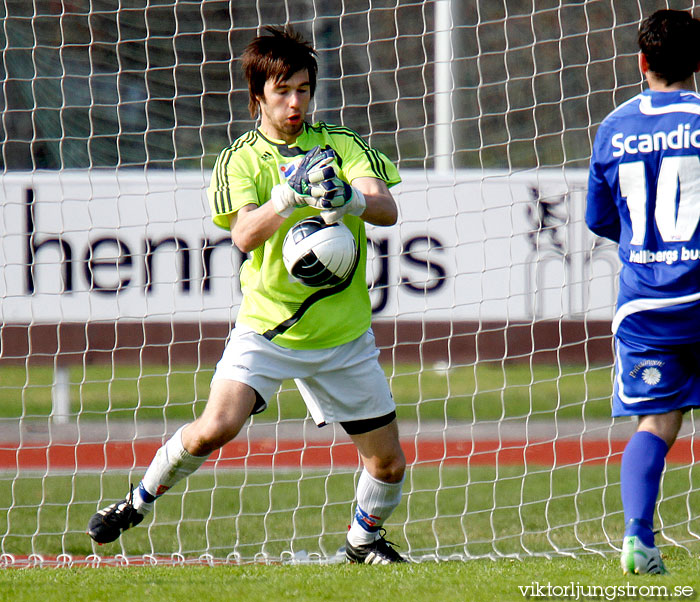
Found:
[282,216,357,288]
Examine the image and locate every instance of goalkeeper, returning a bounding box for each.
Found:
[586,9,700,575]
[88,26,407,564]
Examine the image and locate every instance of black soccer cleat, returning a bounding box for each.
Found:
[87,485,144,544]
[345,530,408,564]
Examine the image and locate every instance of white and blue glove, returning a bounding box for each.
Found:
[289,146,336,198]
[271,145,367,222]
[299,149,367,223]
[270,183,308,218]
[318,181,366,224]
[271,146,334,217]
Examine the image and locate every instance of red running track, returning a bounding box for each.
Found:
[2,438,700,470]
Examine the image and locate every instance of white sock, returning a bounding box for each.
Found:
[132,426,209,515]
[346,469,404,547]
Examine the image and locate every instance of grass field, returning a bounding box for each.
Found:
[0,361,615,422]
[3,464,700,561]
[4,362,700,600]
[4,553,700,602]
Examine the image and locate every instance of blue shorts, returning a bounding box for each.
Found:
[612,335,700,417]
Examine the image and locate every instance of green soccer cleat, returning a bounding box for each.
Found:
[621,535,667,575]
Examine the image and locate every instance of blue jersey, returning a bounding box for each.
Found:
[586,89,700,344]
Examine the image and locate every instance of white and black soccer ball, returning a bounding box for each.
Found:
[282,216,357,288]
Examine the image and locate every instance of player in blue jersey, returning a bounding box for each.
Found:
[586,9,700,575]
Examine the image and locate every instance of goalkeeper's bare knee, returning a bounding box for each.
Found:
[182,421,240,456]
[183,381,258,455]
[365,453,406,484]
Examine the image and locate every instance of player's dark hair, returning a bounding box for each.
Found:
[638,9,700,85]
[242,26,318,119]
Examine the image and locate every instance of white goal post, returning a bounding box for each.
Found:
[2,0,700,567]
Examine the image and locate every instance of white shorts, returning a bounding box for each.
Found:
[211,326,395,427]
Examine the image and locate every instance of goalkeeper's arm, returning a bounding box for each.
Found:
[229,148,331,251]
[230,202,287,253]
[301,148,397,226]
[327,177,397,226]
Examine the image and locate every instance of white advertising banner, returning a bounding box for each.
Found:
[0,170,618,323]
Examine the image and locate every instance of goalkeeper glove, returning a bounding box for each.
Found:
[287,146,336,197]
[270,183,308,218]
[305,157,346,209]
[271,145,335,217]
[320,183,366,224]
[298,149,366,219]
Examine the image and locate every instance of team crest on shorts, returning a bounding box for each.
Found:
[629,360,664,386]
[641,367,662,385]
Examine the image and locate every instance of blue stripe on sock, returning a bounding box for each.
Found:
[138,482,157,504]
[354,505,381,533]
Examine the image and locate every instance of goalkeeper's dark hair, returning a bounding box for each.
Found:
[242,26,318,118]
[638,9,700,85]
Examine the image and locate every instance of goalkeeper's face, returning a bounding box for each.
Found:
[258,69,312,144]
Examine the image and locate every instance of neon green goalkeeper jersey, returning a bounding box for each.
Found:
[207,122,401,350]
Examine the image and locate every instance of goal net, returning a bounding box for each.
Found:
[2,0,699,566]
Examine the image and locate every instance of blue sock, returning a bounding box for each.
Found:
[620,430,668,547]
